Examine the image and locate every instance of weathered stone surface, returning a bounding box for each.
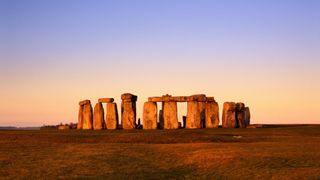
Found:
[244,107,251,126]
[188,94,207,102]
[106,103,119,129]
[82,103,93,130]
[222,102,237,128]
[186,101,201,129]
[148,96,189,102]
[143,102,157,129]
[79,100,90,106]
[77,105,83,129]
[148,97,163,102]
[159,109,164,129]
[206,97,215,102]
[163,101,179,129]
[121,93,137,101]
[198,102,206,128]
[121,101,136,129]
[236,103,246,128]
[93,102,105,130]
[205,101,219,128]
[98,98,114,103]
[172,96,189,102]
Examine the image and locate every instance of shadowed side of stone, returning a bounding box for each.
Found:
[236,103,246,128]
[143,102,157,129]
[244,107,251,127]
[77,105,83,129]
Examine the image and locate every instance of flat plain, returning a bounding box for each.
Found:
[0,125,319,179]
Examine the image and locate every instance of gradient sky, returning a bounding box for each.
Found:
[0,0,319,126]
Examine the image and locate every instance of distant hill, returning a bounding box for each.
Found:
[0,126,40,130]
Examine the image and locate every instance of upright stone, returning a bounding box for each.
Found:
[121,93,137,129]
[198,101,206,128]
[77,105,83,129]
[244,107,251,127]
[186,101,201,129]
[82,102,93,130]
[143,102,157,129]
[93,102,105,130]
[222,102,237,128]
[236,103,246,128]
[205,101,219,128]
[106,103,119,129]
[163,101,178,129]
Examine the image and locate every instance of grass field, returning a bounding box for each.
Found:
[0,125,319,179]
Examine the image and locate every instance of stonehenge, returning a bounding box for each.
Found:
[77,93,251,130]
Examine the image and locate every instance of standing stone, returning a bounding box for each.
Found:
[244,107,251,127]
[93,102,105,130]
[159,109,164,129]
[163,101,179,129]
[198,101,206,128]
[106,102,119,129]
[77,105,83,129]
[236,103,246,128]
[82,102,93,130]
[205,101,219,128]
[143,102,157,129]
[222,102,237,128]
[186,101,201,129]
[121,93,137,129]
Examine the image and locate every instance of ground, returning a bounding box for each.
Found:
[0,125,319,179]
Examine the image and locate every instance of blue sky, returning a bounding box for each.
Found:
[0,0,319,126]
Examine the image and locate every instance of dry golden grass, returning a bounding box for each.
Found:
[0,125,319,179]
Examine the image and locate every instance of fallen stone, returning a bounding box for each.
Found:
[236,103,246,128]
[98,98,114,103]
[106,102,119,129]
[186,101,201,129]
[163,101,179,129]
[82,103,93,130]
[205,101,219,128]
[222,102,237,128]
[93,102,105,130]
[143,102,157,129]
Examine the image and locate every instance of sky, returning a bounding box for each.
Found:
[0,0,319,126]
